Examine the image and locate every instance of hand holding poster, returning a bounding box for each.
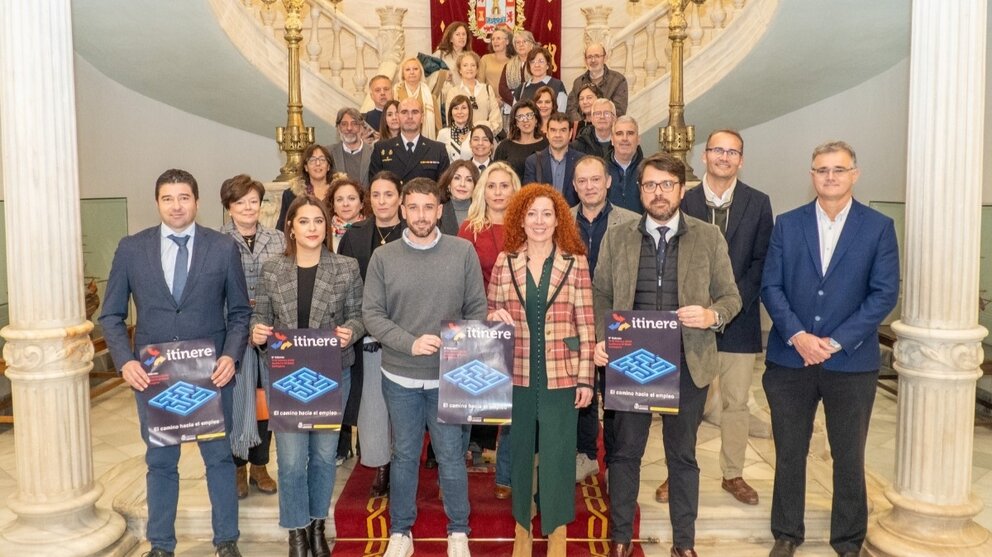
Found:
[138,338,225,447]
[266,328,344,432]
[438,320,514,425]
[604,310,682,414]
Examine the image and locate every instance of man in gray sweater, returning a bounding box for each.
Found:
[363,177,488,557]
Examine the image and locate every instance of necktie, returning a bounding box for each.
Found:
[655,226,670,286]
[478,164,486,171]
[169,234,189,303]
[406,141,415,154]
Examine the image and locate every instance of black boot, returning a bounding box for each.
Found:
[288,528,309,557]
[308,519,331,557]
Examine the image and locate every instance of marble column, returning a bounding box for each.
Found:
[864,0,991,555]
[0,2,127,555]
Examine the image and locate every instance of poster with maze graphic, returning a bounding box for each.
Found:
[438,320,514,425]
[604,310,682,414]
[266,328,343,432]
[137,338,224,447]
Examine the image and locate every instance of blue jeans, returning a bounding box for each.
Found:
[495,425,512,487]
[275,368,350,529]
[136,383,238,552]
[382,375,470,535]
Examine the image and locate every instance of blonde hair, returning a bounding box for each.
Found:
[464,162,521,236]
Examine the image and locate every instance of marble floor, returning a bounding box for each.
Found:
[0,366,991,556]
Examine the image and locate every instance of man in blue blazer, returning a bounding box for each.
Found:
[99,169,252,557]
[680,129,773,507]
[367,97,449,184]
[761,142,899,557]
[523,112,582,205]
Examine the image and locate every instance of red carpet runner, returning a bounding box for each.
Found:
[332,446,643,556]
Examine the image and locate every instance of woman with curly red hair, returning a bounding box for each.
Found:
[486,184,595,557]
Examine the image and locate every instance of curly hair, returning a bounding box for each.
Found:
[327,177,369,220]
[503,183,586,256]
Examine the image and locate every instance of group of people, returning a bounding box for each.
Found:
[99,25,900,557]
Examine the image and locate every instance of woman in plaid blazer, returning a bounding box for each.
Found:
[250,195,365,557]
[487,184,595,557]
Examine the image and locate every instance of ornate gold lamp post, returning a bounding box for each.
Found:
[660,0,705,182]
[264,0,315,181]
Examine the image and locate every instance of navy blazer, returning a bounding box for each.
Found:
[682,181,773,353]
[761,199,899,372]
[522,147,582,206]
[99,224,252,371]
[368,135,450,184]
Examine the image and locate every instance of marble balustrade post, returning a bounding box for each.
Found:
[864,0,991,555]
[0,1,127,554]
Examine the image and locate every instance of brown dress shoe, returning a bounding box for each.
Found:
[769,539,798,557]
[235,465,249,499]
[721,477,758,505]
[369,463,390,498]
[609,541,633,557]
[671,546,699,557]
[495,484,512,499]
[655,479,669,503]
[249,464,277,494]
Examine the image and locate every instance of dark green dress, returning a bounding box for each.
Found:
[510,251,579,534]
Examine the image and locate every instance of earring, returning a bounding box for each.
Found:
[289,232,295,240]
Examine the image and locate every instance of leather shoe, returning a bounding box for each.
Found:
[671,546,699,557]
[769,538,798,557]
[495,484,512,499]
[249,464,277,494]
[370,463,390,498]
[655,479,669,503]
[235,465,248,499]
[288,528,310,557]
[214,541,243,557]
[608,541,633,557]
[307,519,330,557]
[722,477,758,505]
[142,550,175,557]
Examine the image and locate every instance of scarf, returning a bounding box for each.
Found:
[332,214,364,246]
[505,56,529,92]
[450,123,471,145]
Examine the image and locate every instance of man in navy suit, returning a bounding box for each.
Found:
[523,112,583,205]
[679,129,773,507]
[368,96,449,184]
[100,169,251,557]
[761,142,899,557]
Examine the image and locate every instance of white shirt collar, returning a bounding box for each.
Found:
[701,174,738,207]
[161,222,196,239]
[400,133,421,147]
[343,142,363,155]
[402,226,441,250]
[815,197,853,223]
[645,211,680,244]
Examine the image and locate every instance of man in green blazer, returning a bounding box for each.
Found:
[592,153,741,557]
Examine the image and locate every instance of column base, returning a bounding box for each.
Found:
[0,504,133,556]
[865,487,991,556]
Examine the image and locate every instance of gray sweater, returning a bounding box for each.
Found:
[363,233,488,380]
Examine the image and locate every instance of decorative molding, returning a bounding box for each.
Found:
[894,337,984,372]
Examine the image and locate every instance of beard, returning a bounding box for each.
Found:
[645,198,678,223]
[408,219,437,238]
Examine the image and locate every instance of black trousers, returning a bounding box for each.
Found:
[233,419,272,467]
[609,363,708,547]
[577,366,616,461]
[762,362,878,554]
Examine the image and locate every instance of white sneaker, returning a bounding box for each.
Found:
[575,453,600,483]
[447,532,471,557]
[383,532,414,557]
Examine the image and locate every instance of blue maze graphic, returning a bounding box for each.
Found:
[444,360,509,396]
[272,367,338,403]
[149,381,218,417]
[609,349,677,384]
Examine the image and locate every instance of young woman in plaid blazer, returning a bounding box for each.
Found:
[487,184,595,557]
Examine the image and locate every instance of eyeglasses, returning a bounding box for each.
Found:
[515,112,536,122]
[639,180,680,193]
[705,147,742,158]
[469,96,478,110]
[307,157,329,165]
[592,111,615,119]
[811,167,855,177]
